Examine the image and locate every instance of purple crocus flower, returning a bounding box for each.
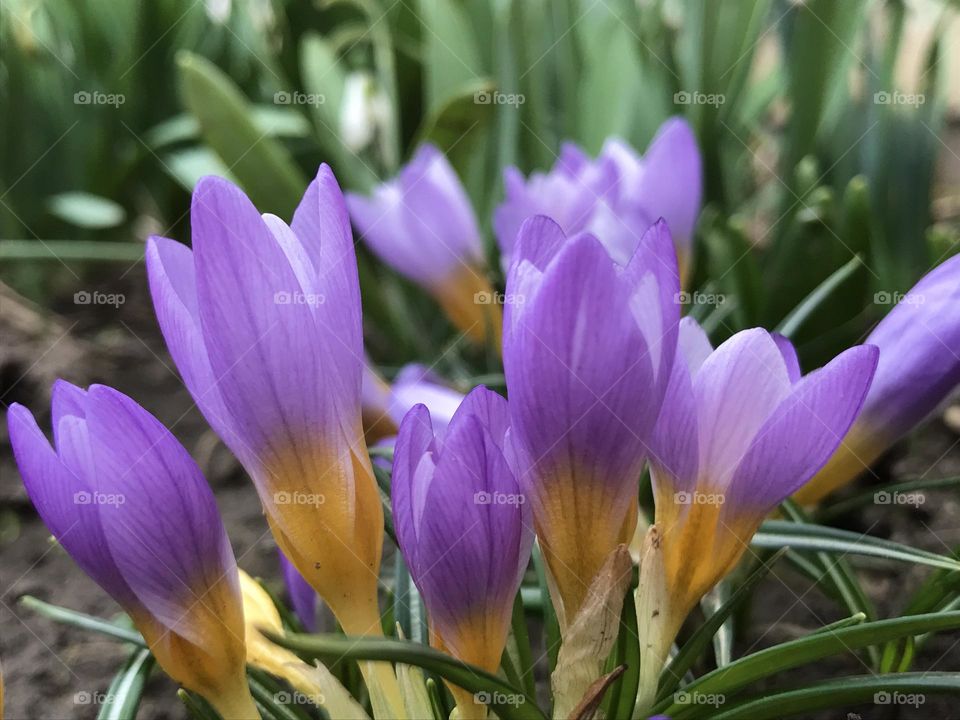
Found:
[279,551,318,633]
[503,215,680,625]
[361,363,466,442]
[796,254,960,504]
[649,319,878,629]
[494,118,702,283]
[146,167,387,640]
[388,364,465,432]
[392,387,533,719]
[346,144,501,346]
[7,382,256,719]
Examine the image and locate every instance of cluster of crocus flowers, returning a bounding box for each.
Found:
[391,387,533,719]
[633,319,878,713]
[7,383,257,719]
[346,144,501,347]
[146,167,405,714]
[795,253,960,505]
[502,215,680,628]
[494,118,702,283]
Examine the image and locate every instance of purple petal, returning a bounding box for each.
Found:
[291,165,363,361]
[410,405,531,665]
[505,216,568,334]
[346,145,482,286]
[7,402,136,606]
[505,233,657,510]
[861,254,960,442]
[493,156,612,265]
[145,237,248,465]
[190,176,337,471]
[391,404,438,574]
[399,145,483,264]
[83,385,239,647]
[599,137,644,199]
[445,385,510,452]
[585,199,656,265]
[650,349,699,499]
[279,551,318,632]
[693,329,793,490]
[391,390,532,668]
[50,379,87,446]
[677,316,713,373]
[726,344,879,514]
[622,219,681,392]
[389,365,465,434]
[649,319,711,492]
[633,117,702,250]
[772,332,802,384]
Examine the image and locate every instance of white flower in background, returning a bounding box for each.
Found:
[205,0,231,23]
[340,71,391,154]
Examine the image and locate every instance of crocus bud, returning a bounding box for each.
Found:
[795,254,960,504]
[635,320,878,711]
[503,216,680,627]
[392,387,533,719]
[494,118,702,283]
[346,144,501,346]
[8,382,256,719]
[146,167,405,715]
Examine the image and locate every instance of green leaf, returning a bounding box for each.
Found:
[372,463,397,546]
[783,0,869,172]
[509,591,536,700]
[818,476,960,521]
[778,500,877,665]
[177,690,220,720]
[577,12,668,152]
[707,673,960,720]
[248,674,306,720]
[145,108,311,150]
[0,240,144,263]
[677,0,774,203]
[96,648,154,720]
[657,549,788,702]
[300,34,345,129]
[753,520,960,572]
[703,215,763,331]
[419,0,484,113]
[413,78,497,181]
[20,595,145,646]
[532,541,561,670]
[297,32,379,191]
[46,192,125,229]
[604,587,640,720]
[810,612,867,635]
[703,581,732,668]
[263,631,547,720]
[176,51,306,218]
[653,613,960,717]
[775,253,864,338]
[162,147,235,192]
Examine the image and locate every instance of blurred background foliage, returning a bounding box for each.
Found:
[1,0,959,375]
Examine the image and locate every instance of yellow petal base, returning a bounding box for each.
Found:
[430,265,503,350]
